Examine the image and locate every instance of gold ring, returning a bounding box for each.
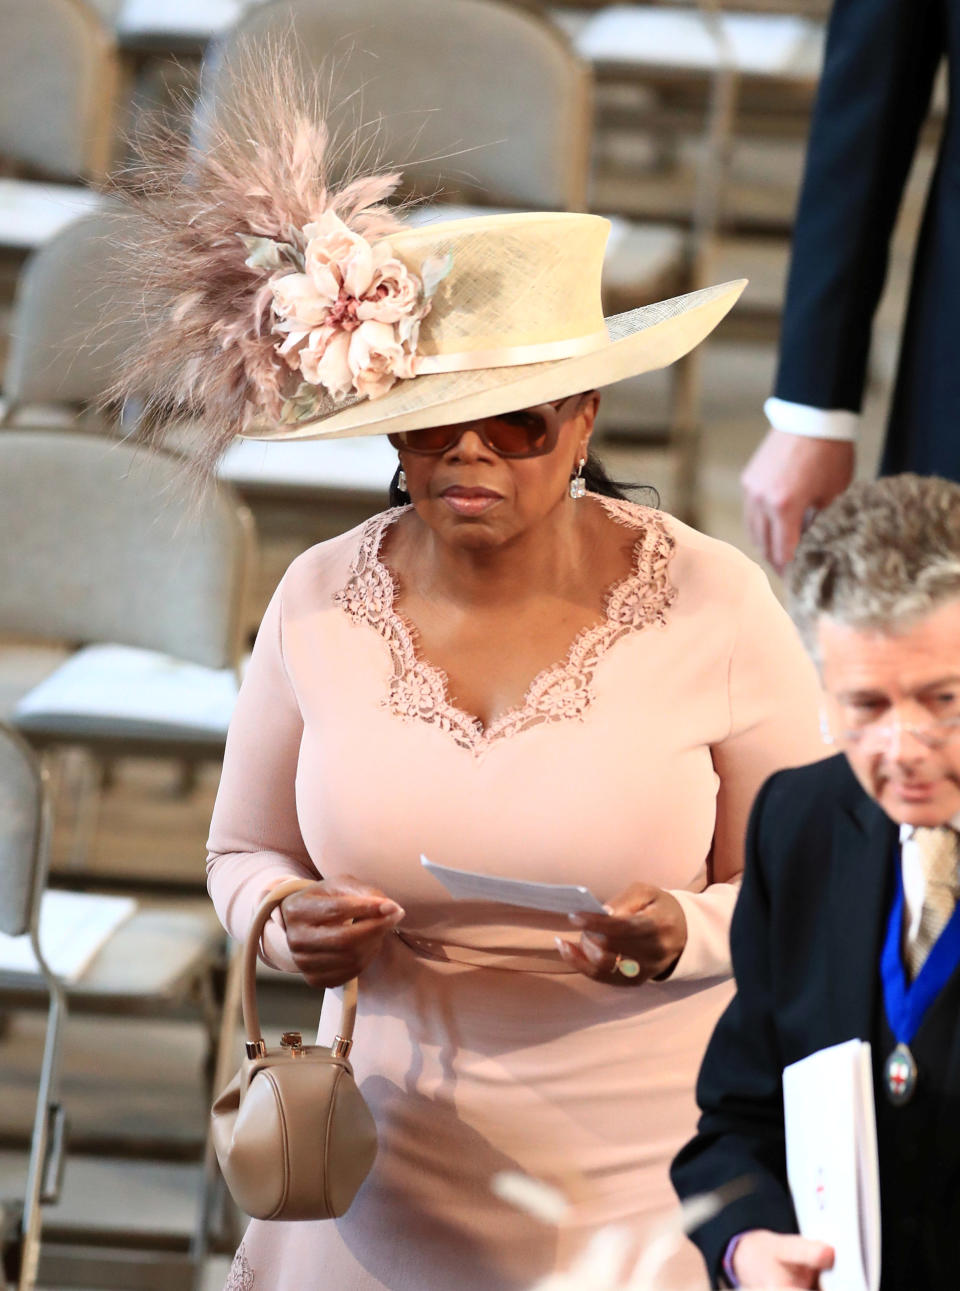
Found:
[614,954,641,979]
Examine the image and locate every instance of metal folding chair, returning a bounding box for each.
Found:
[0,0,118,254]
[0,720,243,1290]
[0,725,65,1291]
[0,428,255,875]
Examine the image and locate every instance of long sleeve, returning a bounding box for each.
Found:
[773,0,944,412]
[670,772,800,1284]
[206,580,319,972]
[763,396,860,443]
[667,564,825,982]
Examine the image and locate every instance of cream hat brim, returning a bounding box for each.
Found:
[242,277,747,442]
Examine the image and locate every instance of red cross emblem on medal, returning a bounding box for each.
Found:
[884,1043,917,1106]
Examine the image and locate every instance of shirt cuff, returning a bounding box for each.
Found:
[722,1232,747,1287]
[764,397,860,442]
[258,877,300,973]
[649,882,740,982]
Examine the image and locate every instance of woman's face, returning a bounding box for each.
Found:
[396,393,600,551]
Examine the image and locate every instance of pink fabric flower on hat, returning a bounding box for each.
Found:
[299,328,351,399]
[270,273,330,330]
[266,210,451,410]
[303,211,377,302]
[356,257,422,325]
[348,320,419,400]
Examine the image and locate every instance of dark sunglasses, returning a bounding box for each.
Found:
[387,394,584,459]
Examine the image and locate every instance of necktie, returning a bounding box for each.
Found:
[906,826,960,979]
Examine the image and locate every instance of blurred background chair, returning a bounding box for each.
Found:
[0,0,118,257]
[0,207,132,432]
[558,0,827,344]
[0,723,65,1291]
[0,720,240,1291]
[193,0,593,210]
[0,206,390,612]
[0,429,255,876]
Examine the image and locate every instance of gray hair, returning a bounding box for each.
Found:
[788,474,960,660]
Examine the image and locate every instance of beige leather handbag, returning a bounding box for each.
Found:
[211,878,378,1221]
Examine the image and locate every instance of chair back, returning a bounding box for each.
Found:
[195,0,591,211]
[0,724,47,939]
[3,207,137,416]
[0,0,118,179]
[0,430,255,670]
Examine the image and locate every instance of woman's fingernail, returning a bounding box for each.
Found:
[379,901,402,916]
[602,904,614,915]
[554,936,567,953]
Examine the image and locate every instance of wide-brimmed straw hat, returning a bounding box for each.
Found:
[243,211,745,442]
[109,68,744,466]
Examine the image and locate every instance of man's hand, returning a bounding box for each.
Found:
[742,430,855,572]
[554,883,687,983]
[279,875,405,990]
[732,1230,835,1288]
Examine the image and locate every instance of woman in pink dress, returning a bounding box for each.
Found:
[114,107,825,1290]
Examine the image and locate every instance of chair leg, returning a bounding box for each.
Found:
[18,988,67,1291]
[100,756,119,793]
[190,941,243,1267]
[175,760,200,798]
[667,350,703,528]
[64,750,105,872]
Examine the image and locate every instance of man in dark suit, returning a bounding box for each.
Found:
[740,0,955,572]
[672,474,960,1288]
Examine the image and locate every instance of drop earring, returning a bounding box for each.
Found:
[397,467,408,493]
[569,458,586,500]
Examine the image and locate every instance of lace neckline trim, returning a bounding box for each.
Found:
[333,496,677,755]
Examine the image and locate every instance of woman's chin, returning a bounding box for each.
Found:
[420,503,513,547]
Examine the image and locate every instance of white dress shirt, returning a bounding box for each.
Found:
[764,396,860,443]
[898,811,960,947]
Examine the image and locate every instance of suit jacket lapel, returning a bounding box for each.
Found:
[828,783,897,1041]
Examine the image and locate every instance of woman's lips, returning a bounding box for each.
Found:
[439,487,502,516]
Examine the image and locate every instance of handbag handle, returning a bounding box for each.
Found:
[242,877,359,1060]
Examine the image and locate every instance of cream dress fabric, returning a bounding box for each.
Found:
[207,497,824,1291]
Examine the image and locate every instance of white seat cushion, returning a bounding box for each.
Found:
[0,891,136,983]
[0,179,104,251]
[113,0,273,44]
[116,0,242,40]
[576,6,822,78]
[0,898,224,1002]
[12,643,239,743]
[603,217,686,306]
[218,433,400,494]
[0,641,72,720]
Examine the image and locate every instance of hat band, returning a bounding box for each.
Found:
[415,328,610,376]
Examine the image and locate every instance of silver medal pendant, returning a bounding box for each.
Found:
[884,1042,918,1106]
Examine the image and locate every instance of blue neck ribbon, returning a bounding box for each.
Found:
[881,853,960,1047]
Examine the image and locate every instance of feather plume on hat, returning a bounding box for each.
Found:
[107,46,437,476]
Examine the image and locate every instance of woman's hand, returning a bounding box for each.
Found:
[279,876,405,990]
[554,883,687,984]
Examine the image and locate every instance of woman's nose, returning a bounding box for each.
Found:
[446,427,493,461]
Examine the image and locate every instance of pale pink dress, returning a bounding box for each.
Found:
[207,497,824,1291]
